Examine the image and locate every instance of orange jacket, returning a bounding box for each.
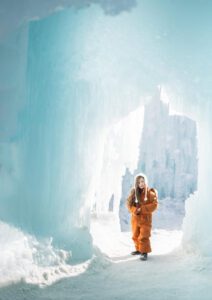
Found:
[126,187,158,226]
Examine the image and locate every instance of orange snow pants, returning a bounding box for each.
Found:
[131,216,152,253]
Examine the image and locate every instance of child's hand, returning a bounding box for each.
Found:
[135,207,141,215]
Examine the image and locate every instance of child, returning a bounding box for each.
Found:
[126,173,158,261]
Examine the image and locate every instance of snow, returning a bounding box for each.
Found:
[90,213,182,259]
[0,218,212,299]
[0,221,92,287]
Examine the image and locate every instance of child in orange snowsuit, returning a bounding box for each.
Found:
[126,173,158,260]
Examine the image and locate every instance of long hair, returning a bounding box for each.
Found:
[134,173,148,202]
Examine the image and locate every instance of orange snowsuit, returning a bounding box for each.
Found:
[126,187,158,253]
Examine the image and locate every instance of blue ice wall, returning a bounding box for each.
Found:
[0,6,145,260]
[0,0,212,259]
[24,1,212,258]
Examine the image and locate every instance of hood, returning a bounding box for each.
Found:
[134,172,148,187]
[134,172,148,202]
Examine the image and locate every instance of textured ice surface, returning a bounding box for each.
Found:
[0,1,212,292]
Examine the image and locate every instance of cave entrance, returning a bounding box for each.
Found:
[90,87,198,258]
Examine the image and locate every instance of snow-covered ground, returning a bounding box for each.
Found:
[90,213,183,259]
[0,221,92,287]
[0,215,212,300]
[0,241,211,300]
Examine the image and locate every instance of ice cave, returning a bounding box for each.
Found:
[0,1,212,299]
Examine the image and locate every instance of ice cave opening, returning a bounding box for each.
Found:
[90,86,198,259]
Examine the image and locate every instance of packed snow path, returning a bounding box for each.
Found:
[0,216,212,300]
[0,242,211,300]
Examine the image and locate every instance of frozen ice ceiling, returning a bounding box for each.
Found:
[0,0,137,39]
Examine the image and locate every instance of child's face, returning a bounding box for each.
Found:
[138,178,145,189]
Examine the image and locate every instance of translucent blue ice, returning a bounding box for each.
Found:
[0,1,212,261]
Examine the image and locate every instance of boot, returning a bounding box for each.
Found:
[140,253,148,261]
[131,250,141,255]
